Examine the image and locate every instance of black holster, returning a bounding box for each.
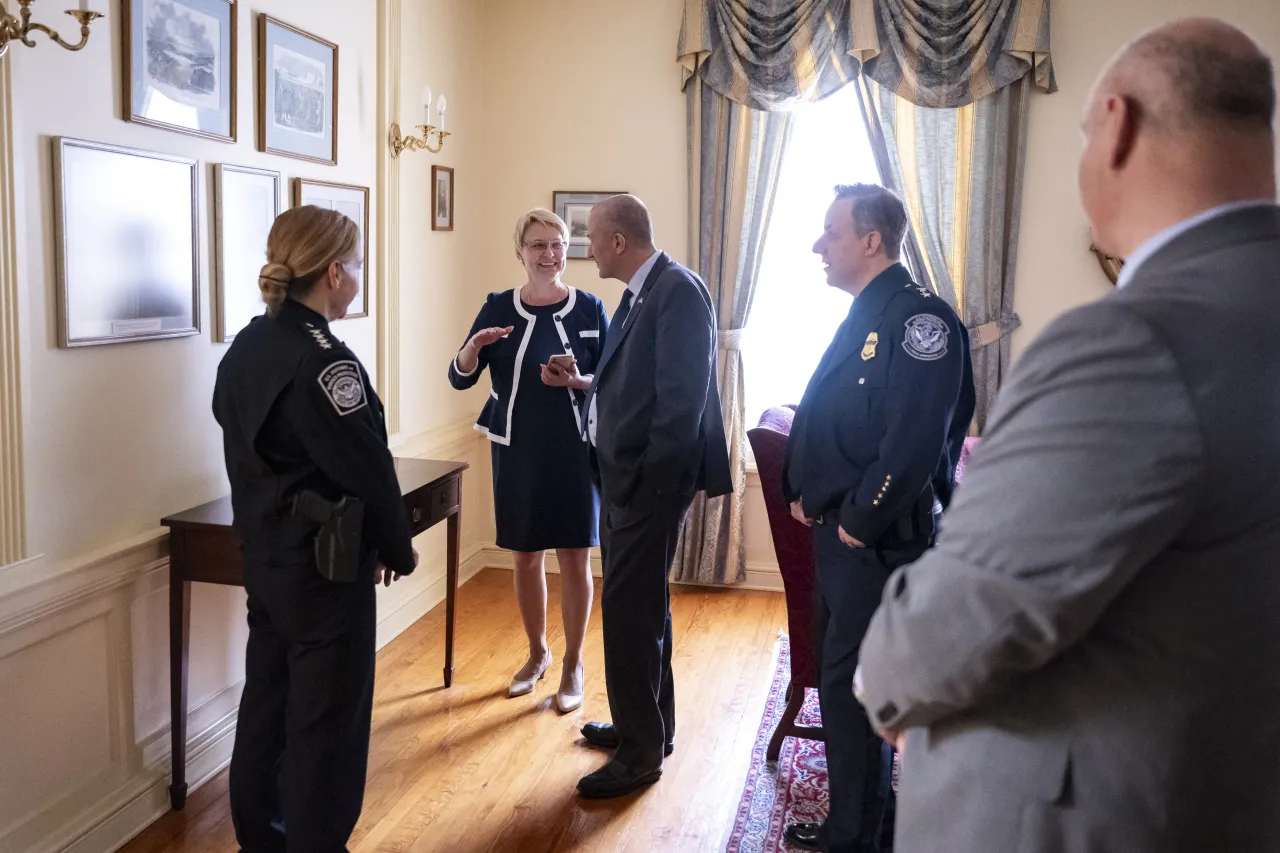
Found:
[292,491,364,583]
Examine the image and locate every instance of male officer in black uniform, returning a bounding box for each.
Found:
[214,259,416,852]
[782,184,975,853]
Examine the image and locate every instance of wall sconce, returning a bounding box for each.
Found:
[0,0,102,60]
[389,86,450,157]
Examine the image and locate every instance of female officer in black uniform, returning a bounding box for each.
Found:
[213,205,417,853]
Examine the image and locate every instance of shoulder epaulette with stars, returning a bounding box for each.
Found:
[303,322,334,351]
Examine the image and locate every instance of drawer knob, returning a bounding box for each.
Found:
[412,507,422,523]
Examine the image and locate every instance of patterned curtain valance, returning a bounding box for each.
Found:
[851,0,1055,108]
[678,0,862,111]
[678,0,1056,111]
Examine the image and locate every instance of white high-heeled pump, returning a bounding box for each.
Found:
[508,656,551,698]
[554,664,584,713]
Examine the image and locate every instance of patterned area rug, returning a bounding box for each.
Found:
[726,634,828,853]
[727,634,900,853]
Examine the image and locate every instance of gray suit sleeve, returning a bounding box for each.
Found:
[857,302,1204,731]
[639,272,715,498]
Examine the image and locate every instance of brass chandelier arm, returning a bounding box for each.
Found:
[389,122,451,158]
[1,4,102,57]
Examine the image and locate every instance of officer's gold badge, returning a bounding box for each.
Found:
[861,332,878,361]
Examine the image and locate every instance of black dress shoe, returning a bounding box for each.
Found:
[579,722,674,756]
[783,821,823,851]
[576,758,663,799]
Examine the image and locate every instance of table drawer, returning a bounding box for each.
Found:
[405,475,459,536]
[175,528,245,586]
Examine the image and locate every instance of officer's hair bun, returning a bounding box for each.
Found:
[258,206,360,316]
[258,262,295,312]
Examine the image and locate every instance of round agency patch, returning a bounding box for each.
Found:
[902,314,949,361]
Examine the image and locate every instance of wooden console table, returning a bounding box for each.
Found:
[160,457,467,811]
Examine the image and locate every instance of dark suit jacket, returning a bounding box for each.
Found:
[859,205,1280,853]
[586,253,732,507]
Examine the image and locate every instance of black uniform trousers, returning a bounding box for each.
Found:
[230,560,377,853]
[813,525,927,853]
[598,490,693,769]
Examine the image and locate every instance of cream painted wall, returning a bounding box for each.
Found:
[1012,0,1280,356]
[12,0,380,562]
[476,0,781,580]
[478,0,688,325]
[0,2,491,851]
[397,0,487,440]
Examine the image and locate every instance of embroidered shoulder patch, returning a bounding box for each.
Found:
[902,314,949,361]
[317,360,367,416]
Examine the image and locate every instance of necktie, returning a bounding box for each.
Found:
[612,289,635,333]
[583,289,636,441]
[596,289,634,371]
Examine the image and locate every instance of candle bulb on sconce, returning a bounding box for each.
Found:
[388,86,452,158]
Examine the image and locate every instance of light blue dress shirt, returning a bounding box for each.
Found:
[1115,200,1280,289]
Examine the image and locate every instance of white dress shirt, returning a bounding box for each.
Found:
[588,250,663,445]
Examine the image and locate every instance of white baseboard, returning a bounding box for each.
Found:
[375,542,488,650]
[462,545,784,593]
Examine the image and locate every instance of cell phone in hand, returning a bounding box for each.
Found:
[547,354,576,372]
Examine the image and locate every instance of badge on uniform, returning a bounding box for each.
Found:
[318,360,367,416]
[902,314,949,361]
[861,332,878,361]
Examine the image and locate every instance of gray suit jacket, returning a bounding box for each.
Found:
[858,206,1280,853]
[587,253,732,507]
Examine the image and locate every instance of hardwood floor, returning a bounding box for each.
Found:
[120,568,787,853]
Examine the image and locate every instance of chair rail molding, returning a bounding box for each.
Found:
[0,53,26,564]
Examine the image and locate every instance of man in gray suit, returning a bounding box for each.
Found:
[857,18,1280,853]
[576,194,732,799]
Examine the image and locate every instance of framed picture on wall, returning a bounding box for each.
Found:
[294,178,370,319]
[258,15,338,165]
[213,164,281,342]
[124,0,237,142]
[553,191,624,259]
[53,138,200,347]
[432,165,454,232]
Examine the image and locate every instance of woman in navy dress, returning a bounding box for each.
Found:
[449,209,606,713]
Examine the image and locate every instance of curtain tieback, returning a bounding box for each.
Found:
[718,328,744,351]
[968,313,1021,349]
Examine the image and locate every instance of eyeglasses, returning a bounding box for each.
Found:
[523,240,567,254]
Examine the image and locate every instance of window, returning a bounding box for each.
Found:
[742,84,881,431]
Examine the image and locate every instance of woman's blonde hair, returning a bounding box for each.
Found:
[258,205,361,314]
[512,208,569,255]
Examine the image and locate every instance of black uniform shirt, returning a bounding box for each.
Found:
[212,298,415,575]
[783,263,976,546]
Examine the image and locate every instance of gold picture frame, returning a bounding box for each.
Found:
[432,165,454,232]
[53,137,201,347]
[123,0,238,143]
[213,163,281,342]
[293,178,370,319]
[258,14,338,165]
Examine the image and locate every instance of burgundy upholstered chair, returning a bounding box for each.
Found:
[748,405,824,761]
